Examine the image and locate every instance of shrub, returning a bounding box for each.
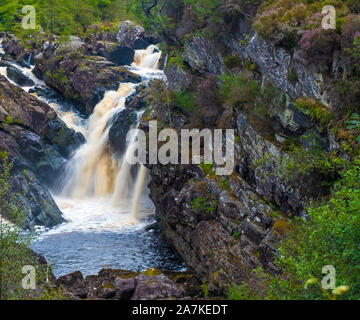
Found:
[346,113,360,142]
[224,55,243,69]
[295,98,334,125]
[175,90,197,113]
[195,74,220,109]
[340,14,360,53]
[0,154,58,299]
[299,28,340,66]
[255,0,348,49]
[219,72,277,119]
[190,196,217,216]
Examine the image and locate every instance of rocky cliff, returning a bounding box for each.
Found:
[0,75,83,228]
[125,1,358,296]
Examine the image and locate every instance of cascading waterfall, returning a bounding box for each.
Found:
[1,37,185,276]
[59,45,162,223]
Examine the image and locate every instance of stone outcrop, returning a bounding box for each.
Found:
[116,20,159,50]
[183,36,224,75]
[0,75,83,228]
[33,39,141,115]
[147,163,281,295]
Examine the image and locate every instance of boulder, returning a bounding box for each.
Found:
[116,20,156,50]
[91,41,135,66]
[58,268,199,300]
[6,65,35,87]
[56,271,87,299]
[132,274,184,300]
[108,108,138,155]
[114,277,136,300]
[109,45,135,66]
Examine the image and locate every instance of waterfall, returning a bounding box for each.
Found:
[0,35,161,226]
[131,165,148,220]
[59,45,162,222]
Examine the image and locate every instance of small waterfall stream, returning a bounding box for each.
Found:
[0,39,185,276]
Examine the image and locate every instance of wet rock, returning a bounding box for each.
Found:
[0,132,62,229]
[6,65,35,87]
[0,75,85,228]
[108,108,138,155]
[92,41,135,66]
[34,45,141,115]
[109,46,135,66]
[116,21,158,50]
[12,168,65,228]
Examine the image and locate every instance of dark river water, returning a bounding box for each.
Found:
[32,226,186,277]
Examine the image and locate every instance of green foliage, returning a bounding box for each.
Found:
[0,153,55,300]
[287,67,299,82]
[255,0,348,47]
[346,113,360,142]
[219,72,277,119]
[228,282,261,300]
[190,197,217,216]
[268,156,360,300]
[199,162,215,176]
[280,145,339,182]
[175,90,197,113]
[0,0,135,35]
[224,55,243,69]
[295,98,334,126]
[229,156,360,300]
[168,49,186,69]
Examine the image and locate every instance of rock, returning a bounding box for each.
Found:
[132,274,184,300]
[2,33,38,67]
[2,34,26,61]
[183,36,224,75]
[108,108,138,155]
[114,277,136,300]
[0,75,85,228]
[6,65,35,87]
[241,32,326,102]
[59,268,198,300]
[56,271,87,299]
[91,41,135,66]
[12,168,64,228]
[116,21,157,50]
[164,63,191,92]
[147,162,279,294]
[34,45,141,115]
[109,46,135,66]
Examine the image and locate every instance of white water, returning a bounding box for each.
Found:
[51,44,162,234]
[0,39,85,134]
[0,38,162,234]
